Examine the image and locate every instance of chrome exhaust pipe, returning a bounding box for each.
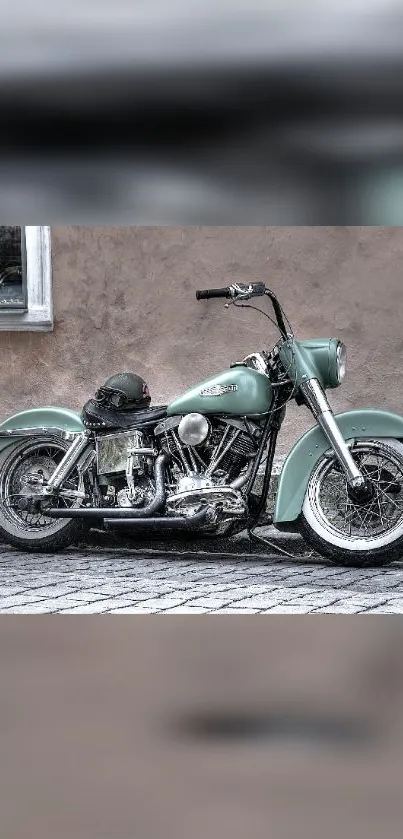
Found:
[46,452,169,519]
[103,507,212,531]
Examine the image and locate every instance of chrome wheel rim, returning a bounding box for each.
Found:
[303,441,403,551]
[1,439,79,533]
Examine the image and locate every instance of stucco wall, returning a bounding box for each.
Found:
[1,226,402,456]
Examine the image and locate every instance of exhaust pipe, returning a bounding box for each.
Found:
[104,506,213,531]
[46,452,169,519]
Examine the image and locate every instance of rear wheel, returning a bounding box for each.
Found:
[0,437,87,552]
[300,439,403,567]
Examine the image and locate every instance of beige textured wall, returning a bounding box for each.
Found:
[1,226,402,456]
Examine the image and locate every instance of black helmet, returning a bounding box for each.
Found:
[95,372,151,411]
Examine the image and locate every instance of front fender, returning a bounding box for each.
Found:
[0,407,85,454]
[274,409,403,525]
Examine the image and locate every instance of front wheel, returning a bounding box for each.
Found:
[300,439,403,567]
[0,437,87,552]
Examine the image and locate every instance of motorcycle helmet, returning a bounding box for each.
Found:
[94,372,151,411]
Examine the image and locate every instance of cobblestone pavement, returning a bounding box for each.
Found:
[1,529,403,613]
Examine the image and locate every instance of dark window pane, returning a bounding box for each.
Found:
[0,226,27,310]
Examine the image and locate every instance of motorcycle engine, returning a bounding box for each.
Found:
[116,481,155,508]
[154,414,262,518]
[95,415,262,517]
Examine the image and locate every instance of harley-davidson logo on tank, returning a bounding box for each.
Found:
[200,384,238,397]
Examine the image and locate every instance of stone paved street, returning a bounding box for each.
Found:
[1,528,403,613]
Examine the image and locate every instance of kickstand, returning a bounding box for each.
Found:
[247,526,315,559]
[247,526,295,558]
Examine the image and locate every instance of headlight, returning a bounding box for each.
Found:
[336,342,347,384]
[283,338,347,390]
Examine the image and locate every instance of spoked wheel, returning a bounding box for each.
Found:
[300,439,403,567]
[0,437,87,552]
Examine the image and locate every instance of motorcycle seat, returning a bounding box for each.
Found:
[82,400,167,432]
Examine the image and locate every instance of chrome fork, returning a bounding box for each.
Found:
[299,378,366,490]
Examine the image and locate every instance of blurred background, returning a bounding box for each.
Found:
[2,1,403,222]
[1,616,403,839]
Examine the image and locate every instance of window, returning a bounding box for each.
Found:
[0,226,26,309]
[0,226,53,331]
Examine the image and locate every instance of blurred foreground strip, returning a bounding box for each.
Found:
[2,3,403,222]
[0,617,403,838]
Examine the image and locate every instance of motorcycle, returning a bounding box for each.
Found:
[1,281,403,567]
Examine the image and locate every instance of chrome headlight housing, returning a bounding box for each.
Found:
[326,338,348,388]
[336,342,347,384]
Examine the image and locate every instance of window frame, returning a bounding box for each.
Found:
[0,226,53,331]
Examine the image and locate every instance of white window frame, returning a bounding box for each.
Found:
[0,226,53,331]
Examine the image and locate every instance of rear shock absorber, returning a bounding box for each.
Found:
[42,433,90,494]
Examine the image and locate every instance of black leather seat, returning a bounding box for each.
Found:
[82,399,167,432]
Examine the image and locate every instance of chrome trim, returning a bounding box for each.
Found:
[171,429,193,476]
[58,490,87,500]
[188,446,199,472]
[200,384,238,397]
[166,485,246,517]
[125,451,136,501]
[336,342,347,384]
[300,378,364,485]
[229,283,255,300]
[96,429,145,476]
[42,433,90,494]
[127,447,158,457]
[204,425,231,478]
[205,429,242,478]
[242,352,269,375]
[317,414,363,484]
[299,378,330,418]
[230,458,255,490]
[0,427,81,441]
[76,448,96,474]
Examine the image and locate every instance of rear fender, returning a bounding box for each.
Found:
[0,407,85,454]
[274,409,403,525]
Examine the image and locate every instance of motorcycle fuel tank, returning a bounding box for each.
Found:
[167,366,273,417]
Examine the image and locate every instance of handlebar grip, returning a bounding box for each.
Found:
[196,288,231,301]
[251,282,267,297]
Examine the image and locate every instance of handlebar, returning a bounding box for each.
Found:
[196,282,266,302]
[195,282,289,339]
[196,287,231,300]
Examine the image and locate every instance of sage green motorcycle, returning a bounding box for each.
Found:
[1,281,403,567]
